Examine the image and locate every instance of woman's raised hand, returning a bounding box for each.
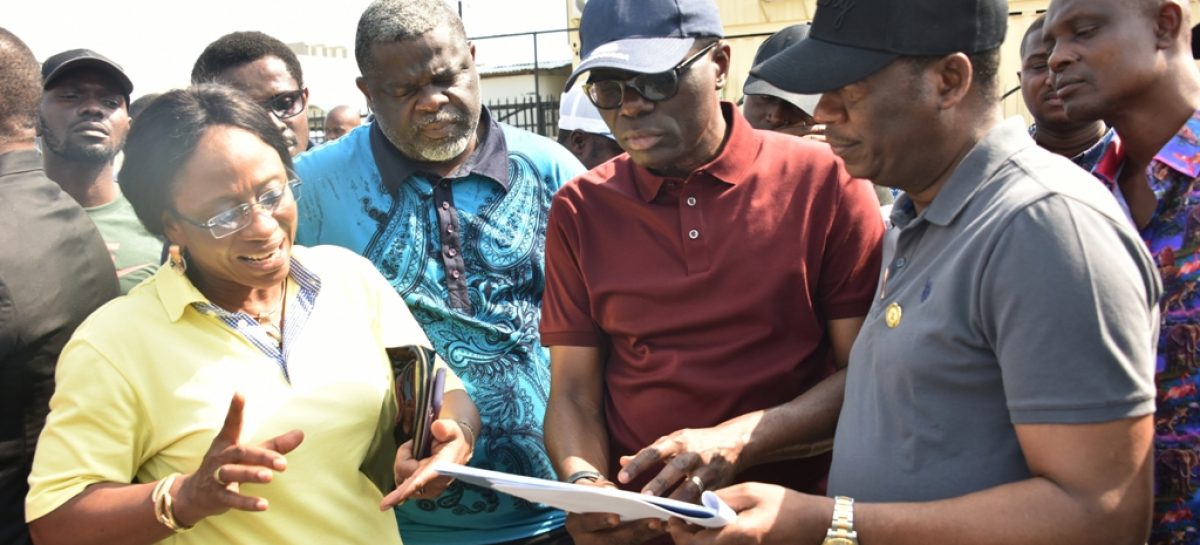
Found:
[172,393,305,527]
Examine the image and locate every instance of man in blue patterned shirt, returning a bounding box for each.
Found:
[1046,0,1200,542]
[292,1,585,544]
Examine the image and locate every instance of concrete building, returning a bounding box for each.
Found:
[478,60,572,103]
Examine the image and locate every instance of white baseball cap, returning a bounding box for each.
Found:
[558,87,616,141]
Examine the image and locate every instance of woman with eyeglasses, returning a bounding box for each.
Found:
[24,84,479,545]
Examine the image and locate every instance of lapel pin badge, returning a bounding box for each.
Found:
[885,302,902,329]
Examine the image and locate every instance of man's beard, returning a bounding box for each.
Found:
[39,117,120,164]
[382,109,479,163]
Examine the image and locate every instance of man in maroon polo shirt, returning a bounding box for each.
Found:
[540,1,884,544]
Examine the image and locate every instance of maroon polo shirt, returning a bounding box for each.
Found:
[541,103,884,494]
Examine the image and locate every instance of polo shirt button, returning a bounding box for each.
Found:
[894,257,907,268]
[447,248,457,257]
[450,270,461,279]
[688,229,700,240]
[686,197,697,207]
[441,202,450,210]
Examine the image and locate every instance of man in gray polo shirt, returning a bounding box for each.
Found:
[669,0,1161,544]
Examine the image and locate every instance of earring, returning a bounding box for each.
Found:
[168,244,187,273]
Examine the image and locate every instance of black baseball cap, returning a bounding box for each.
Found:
[41,49,134,101]
[743,24,821,116]
[564,0,724,91]
[752,0,1008,95]
[1192,22,1200,59]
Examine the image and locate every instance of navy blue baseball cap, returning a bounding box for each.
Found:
[752,0,1008,95]
[564,0,724,91]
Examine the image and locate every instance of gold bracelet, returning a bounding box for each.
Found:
[151,475,171,527]
[152,473,193,532]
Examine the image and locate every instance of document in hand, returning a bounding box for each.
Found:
[431,461,737,528]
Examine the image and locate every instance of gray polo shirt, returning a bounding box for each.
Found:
[828,119,1161,502]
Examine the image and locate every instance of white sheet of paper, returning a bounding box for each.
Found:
[431,461,736,528]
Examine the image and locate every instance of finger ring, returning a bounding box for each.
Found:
[689,475,705,491]
[213,467,227,486]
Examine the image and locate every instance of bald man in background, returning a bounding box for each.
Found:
[323,105,361,142]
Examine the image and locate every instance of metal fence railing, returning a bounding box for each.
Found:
[487,95,561,138]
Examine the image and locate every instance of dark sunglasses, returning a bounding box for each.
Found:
[583,41,718,110]
[260,89,307,120]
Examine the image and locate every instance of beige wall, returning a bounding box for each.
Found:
[479,72,570,103]
[566,0,1200,122]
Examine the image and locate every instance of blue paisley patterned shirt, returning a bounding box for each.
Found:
[1093,110,1200,545]
[294,111,585,545]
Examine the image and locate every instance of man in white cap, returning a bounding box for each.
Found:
[557,86,624,170]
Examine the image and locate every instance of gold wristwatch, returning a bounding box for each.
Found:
[821,496,859,545]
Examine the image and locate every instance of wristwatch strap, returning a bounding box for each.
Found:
[825,496,858,544]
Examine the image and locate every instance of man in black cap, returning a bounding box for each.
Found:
[541,0,884,543]
[0,30,119,545]
[669,0,1162,544]
[741,24,822,139]
[39,49,162,294]
[743,24,892,208]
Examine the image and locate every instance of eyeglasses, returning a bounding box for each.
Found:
[260,89,307,120]
[583,41,718,110]
[174,179,302,239]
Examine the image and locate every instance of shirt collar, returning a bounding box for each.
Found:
[631,102,761,202]
[922,118,1035,227]
[0,148,45,179]
[1093,110,1200,186]
[1091,131,1125,191]
[155,246,322,322]
[1151,109,1200,179]
[371,106,510,194]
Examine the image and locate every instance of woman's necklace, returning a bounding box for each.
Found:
[254,278,288,345]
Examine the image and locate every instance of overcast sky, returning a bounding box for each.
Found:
[6,0,573,101]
